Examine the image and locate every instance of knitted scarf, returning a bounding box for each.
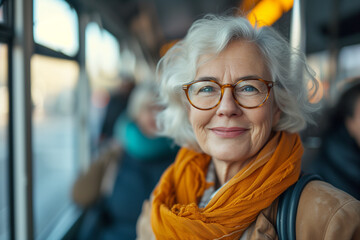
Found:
[151,131,302,239]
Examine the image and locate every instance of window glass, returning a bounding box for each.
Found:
[85,22,121,148]
[31,54,79,238]
[86,22,120,84]
[308,44,360,102]
[338,43,360,79]
[0,43,9,240]
[0,4,4,23]
[33,0,79,56]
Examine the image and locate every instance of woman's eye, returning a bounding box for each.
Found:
[198,86,215,93]
[241,85,258,92]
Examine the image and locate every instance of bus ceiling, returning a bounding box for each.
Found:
[64,0,360,59]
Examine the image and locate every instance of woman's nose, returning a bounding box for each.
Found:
[216,88,242,117]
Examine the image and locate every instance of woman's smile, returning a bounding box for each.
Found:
[209,127,248,138]
[188,40,281,175]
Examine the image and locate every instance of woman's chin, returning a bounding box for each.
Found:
[210,148,250,164]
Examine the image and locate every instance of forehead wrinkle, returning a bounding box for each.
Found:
[196,41,270,84]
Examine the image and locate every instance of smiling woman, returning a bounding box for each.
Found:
[187,41,281,184]
[136,14,360,240]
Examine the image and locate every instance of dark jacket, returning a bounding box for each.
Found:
[308,124,360,200]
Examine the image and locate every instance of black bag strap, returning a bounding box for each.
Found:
[276,173,322,240]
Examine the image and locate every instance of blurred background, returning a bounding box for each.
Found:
[0,0,360,239]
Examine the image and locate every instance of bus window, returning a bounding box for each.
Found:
[85,22,121,150]
[33,0,79,56]
[32,0,82,237]
[86,22,120,80]
[0,43,9,240]
[0,4,4,23]
[31,54,80,239]
[307,43,360,102]
[339,44,360,79]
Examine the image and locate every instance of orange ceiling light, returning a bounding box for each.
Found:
[239,0,262,14]
[241,0,294,27]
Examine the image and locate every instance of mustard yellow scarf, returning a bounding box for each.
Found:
[151,131,302,239]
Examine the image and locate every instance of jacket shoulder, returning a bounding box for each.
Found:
[296,180,360,240]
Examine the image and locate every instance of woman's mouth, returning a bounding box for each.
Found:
[210,127,248,138]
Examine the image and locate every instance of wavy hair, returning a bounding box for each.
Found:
[156,14,319,150]
[127,81,159,121]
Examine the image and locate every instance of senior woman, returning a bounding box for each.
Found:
[137,15,360,240]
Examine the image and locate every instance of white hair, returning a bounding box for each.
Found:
[156,14,319,150]
[127,81,159,121]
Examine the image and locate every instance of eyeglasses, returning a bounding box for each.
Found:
[182,78,274,110]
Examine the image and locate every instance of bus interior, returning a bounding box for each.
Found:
[0,0,360,239]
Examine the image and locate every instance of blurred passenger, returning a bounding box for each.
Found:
[307,78,360,199]
[72,82,179,240]
[99,73,136,146]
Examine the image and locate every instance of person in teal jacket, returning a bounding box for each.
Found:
[72,82,179,240]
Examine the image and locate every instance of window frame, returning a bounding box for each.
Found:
[31,1,86,239]
[0,38,13,240]
[1,0,126,239]
[0,0,15,239]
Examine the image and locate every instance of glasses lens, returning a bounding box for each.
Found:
[188,81,221,109]
[235,80,269,107]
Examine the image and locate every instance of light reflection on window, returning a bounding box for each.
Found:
[0,4,4,23]
[33,0,79,56]
[85,22,121,85]
[308,44,360,102]
[0,43,9,240]
[31,54,79,238]
[85,22,122,148]
[339,43,360,78]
